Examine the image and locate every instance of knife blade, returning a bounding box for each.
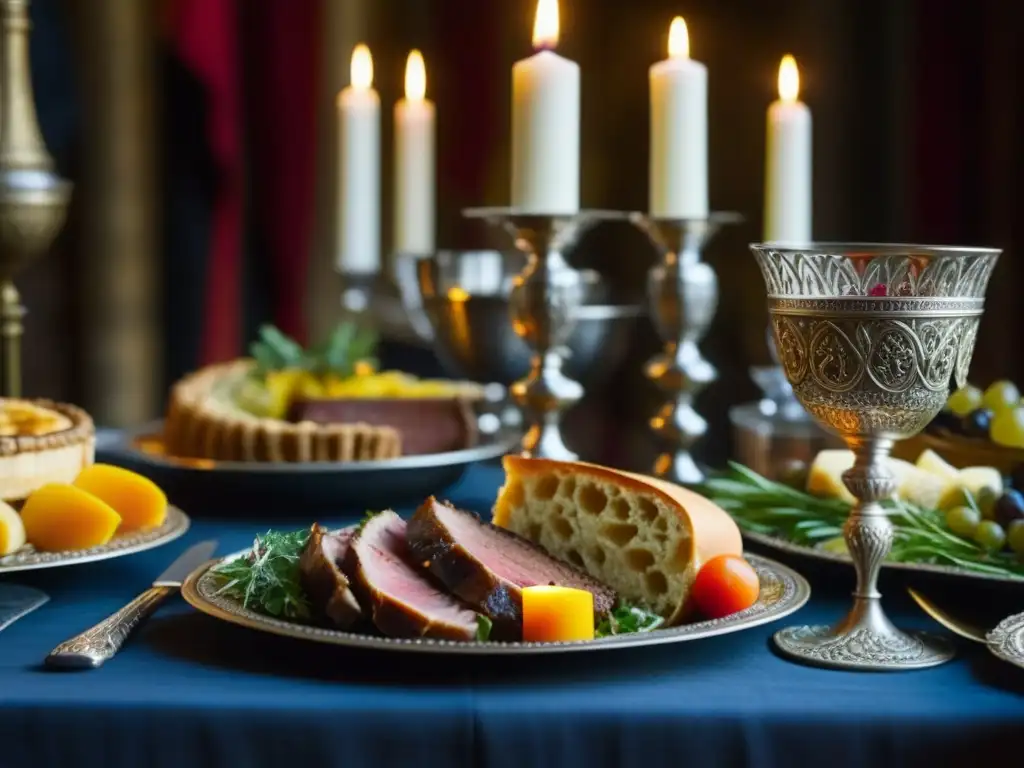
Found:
[45,540,217,670]
[0,584,48,632]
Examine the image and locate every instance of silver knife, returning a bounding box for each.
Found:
[0,584,48,631]
[45,540,217,669]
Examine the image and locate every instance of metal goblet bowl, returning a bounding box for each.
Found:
[749,242,1000,671]
[394,250,643,389]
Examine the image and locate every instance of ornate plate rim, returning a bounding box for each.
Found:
[987,612,1024,671]
[741,529,1024,586]
[0,505,190,573]
[180,551,811,655]
[99,420,521,474]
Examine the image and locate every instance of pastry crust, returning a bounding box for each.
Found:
[0,399,96,502]
[164,360,481,463]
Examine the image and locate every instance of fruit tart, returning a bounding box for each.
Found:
[163,323,485,463]
[0,398,95,502]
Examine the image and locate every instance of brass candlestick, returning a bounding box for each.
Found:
[0,0,72,397]
[630,212,742,483]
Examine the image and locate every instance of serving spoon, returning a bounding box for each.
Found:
[907,588,1024,670]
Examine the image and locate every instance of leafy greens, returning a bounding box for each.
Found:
[691,462,1024,579]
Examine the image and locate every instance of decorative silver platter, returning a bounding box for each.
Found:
[987,612,1024,671]
[742,529,1024,586]
[181,551,810,655]
[96,419,521,512]
[0,505,190,573]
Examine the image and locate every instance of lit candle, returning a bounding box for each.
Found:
[522,585,594,642]
[337,43,381,274]
[394,50,436,254]
[510,0,580,214]
[764,54,811,242]
[649,17,708,219]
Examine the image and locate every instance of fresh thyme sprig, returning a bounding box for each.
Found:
[691,462,1024,579]
[212,528,312,620]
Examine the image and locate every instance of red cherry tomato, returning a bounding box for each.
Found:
[692,554,760,619]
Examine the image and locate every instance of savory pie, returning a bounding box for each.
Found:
[163,324,484,463]
[0,398,95,502]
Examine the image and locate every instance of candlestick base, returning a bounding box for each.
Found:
[463,207,624,461]
[630,212,742,484]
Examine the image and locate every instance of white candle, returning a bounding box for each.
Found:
[764,54,812,242]
[649,17,708,219]
[394,50,436,254]
[337,43,381,274]
[510,0,580,214]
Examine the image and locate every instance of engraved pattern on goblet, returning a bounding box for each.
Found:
[752,243,1000,671]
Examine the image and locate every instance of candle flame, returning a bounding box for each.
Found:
[351,44,373,90]
[405,50,426,101]
[668,17,689,59]
[778,54,799,102]
[532,0,560,50]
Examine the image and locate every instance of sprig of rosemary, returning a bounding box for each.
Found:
[212,529,312,619]
[691,462,1024,578]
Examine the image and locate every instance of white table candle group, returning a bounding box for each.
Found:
[335,0,813,273]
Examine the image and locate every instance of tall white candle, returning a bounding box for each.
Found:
[394,50,436,254]
[511,0,580,214]
[649,17,708,219]
[336,43,381,274]
[764,54,811,242]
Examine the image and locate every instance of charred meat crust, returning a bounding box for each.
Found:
[406,497,617,639]
[298,524,363,629]
[342,510,478,641]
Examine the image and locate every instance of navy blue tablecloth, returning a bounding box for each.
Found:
[1,463,1022,768]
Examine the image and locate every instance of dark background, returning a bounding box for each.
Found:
[17,0,1023,470]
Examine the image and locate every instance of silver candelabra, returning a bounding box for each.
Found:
[630,212,742,483]
[463,208,624,461]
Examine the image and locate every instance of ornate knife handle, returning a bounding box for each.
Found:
[45,586,175,669]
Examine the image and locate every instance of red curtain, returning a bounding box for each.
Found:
[165,0,244,364]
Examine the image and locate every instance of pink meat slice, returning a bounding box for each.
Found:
[298,524,363,629]
[342,509,479,641]
[405,497,616,638]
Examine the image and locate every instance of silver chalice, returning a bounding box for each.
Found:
[750,242,1000,671]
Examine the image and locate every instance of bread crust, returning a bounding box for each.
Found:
[493,456,743,625]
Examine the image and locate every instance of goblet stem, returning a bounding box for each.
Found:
[772,435,955,671]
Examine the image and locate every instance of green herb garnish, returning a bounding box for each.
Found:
[595,602,665,637]
[249,322,378,379]
[212,529,312,619]
[476,614,493,641]
[691,462,1024,579]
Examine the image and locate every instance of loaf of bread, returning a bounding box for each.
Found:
[492,456,743,625]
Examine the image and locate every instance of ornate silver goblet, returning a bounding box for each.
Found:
[750,243,1000,671]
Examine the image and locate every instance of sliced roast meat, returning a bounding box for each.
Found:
[406,497,617,638]
[298,524,363,629]
[342,509,479,641]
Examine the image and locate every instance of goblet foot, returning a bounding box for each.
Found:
[773,623,954,671]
